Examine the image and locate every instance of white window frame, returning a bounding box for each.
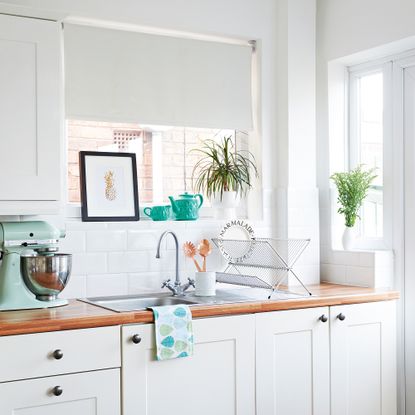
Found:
[346,60,393,250]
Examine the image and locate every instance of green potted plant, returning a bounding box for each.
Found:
[191,136,258,218]
[330,165,377,249]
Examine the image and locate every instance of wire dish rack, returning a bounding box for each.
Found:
[211,237,312,299]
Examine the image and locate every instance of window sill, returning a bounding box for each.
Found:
[64,203,248,222]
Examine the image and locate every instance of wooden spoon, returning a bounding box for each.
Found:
[198,239,212,272]
[183,241,202,272]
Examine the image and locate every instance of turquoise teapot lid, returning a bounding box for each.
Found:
[178,192,197,199]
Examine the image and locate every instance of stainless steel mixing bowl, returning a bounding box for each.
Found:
[21,254,72,301]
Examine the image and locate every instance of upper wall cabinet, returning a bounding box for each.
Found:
[0,14,61,214]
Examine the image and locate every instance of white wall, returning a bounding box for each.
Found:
[316,1,415,413]
[317,0,415,197]
[0,0,320,295]
[317,0,415,62]
[316,0,415,263]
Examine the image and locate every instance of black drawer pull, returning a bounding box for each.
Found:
[132,334,142,344]
[52,386,63,396]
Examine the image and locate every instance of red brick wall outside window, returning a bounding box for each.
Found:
[67,120,244,206]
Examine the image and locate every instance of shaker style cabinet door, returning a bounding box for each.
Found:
[122,315,255,415]
[256,306,330,415]
[0,369,120,415]
[0,14,61,203]
[330,301,397,415]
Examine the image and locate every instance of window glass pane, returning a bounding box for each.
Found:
[67,120,242,207]
[359,72,383,185]
[355,71,383,238]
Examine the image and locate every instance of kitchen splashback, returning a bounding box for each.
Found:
[58,220,229,299]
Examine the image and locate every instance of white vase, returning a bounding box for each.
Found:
[194,272,216,296]
[211,191,240,219]
[342,226,355,250]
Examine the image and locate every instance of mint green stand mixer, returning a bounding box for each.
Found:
[0,221,72,311]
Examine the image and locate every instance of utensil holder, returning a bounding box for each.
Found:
[195,272,216,296]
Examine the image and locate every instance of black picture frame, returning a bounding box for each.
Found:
[79,151,140,222]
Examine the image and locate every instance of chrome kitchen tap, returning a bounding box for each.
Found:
[156,231,195,296]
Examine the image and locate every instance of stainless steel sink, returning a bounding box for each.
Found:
[80,288,303,313]
[81,294,199,312]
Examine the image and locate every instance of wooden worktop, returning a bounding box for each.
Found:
[0,283,399,336]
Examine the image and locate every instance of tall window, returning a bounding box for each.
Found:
[348,63,391,242]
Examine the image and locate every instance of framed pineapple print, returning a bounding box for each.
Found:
[79,151,140,221]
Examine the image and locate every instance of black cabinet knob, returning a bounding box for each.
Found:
[132,334,142,344]
[53,349,63,360]
[319,314,328,323]
[52,386,63,396]
[337,313,346,321]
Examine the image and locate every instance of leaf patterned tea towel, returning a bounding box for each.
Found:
[150,304,194,361]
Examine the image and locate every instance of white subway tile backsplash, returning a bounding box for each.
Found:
[86,273,129,297]
[321,247,393,288]
[108,251,150,273]
[320,245,331,264]
[106,221,149,230]
[288,208,318,228]
[71,253,107,275]
[60,275,87,299]
[331,250,360,267]
[65,221,108,231]
[60,231,86,253]
[345,266,374,287]
[56,216,320,299]
[359,252,375,267]
[127,230,158,251]
[321,263,346,284]
[86,230,127,252]
[290,264,320,285]
[150,248,180,273]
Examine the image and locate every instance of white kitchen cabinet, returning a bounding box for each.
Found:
[256,306,330,415]
[0,326,121,415]
[122,314,256,415]
[330,301,397,415]
[0,326,121,382]
[0,368,120,415]
[0,14,61,213]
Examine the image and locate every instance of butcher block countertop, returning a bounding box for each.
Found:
[0,283,399,336]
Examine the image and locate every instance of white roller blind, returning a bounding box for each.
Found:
[64,23,253,130]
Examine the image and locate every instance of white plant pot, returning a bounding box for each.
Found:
[194,272,216,296]
[211,191,240,219]
[342,226,355,250]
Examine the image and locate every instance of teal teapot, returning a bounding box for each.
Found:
[168,192,204,221]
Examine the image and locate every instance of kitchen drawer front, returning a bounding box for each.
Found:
[0,368,120,415]
[0,326,121,382]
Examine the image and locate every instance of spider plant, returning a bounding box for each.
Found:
[191,136,258,200]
